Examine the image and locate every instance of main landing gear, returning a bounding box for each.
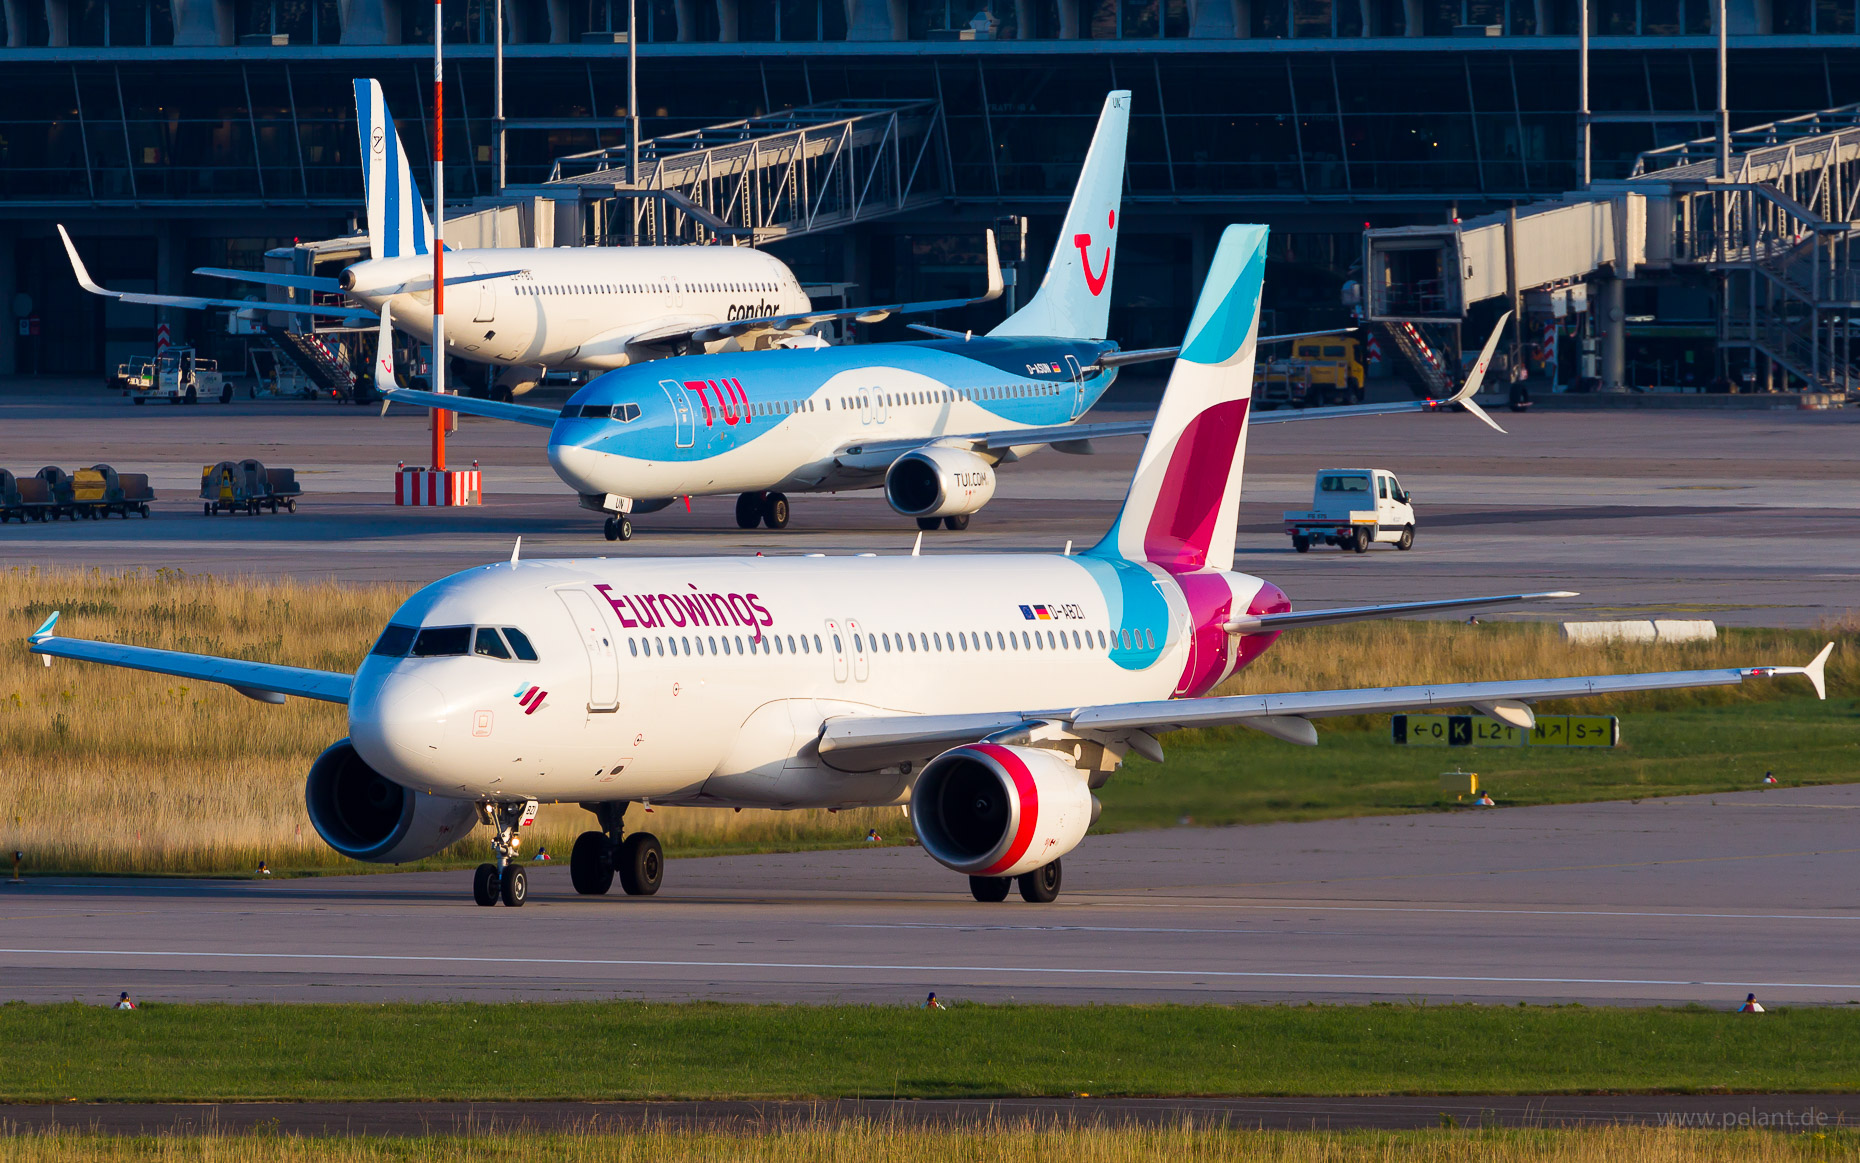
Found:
[968,858,1061,903]
[473,799,537,907]
[735,491,790,530]
[603,514,633,542]
[569,802,664,898]
[915,514,970,532]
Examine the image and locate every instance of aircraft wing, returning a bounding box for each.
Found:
[680,230,1005,347]
[194,267,344,293]
[26,613,354,705]
[379,387,558,428]
[60,227,378,323]
[814,640,1832,770]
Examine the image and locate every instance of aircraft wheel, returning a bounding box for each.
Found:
[472,863,499,906]
[499,864,527,907]
[1397,525,1415,551]
[915,517,940,531]
[969,875,1011,902]
[603,517,619,541]
[139,504,150,518]
[203,503,213,516]
[601,515,632,542]
[734,493,762,530]
[1292,534,1310,553]
[617,832,663,896]
[762,492,790,529]
[569,831,614,896]
[943,514,970,531]
[1017,859,1062,903]
[1351,527,1370,554]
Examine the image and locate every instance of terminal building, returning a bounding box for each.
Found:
[3,1,1856,392]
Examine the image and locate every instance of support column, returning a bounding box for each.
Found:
[1601,272,1626,391]
[44,0,70,45]
[155,221,190,345]
[339,0,399,43]
[844,0,906,40]
[0,231,17,377]
[1188,0,1249,35]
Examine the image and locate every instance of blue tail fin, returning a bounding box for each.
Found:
[988,91,1130,342]
[353,79,435,261]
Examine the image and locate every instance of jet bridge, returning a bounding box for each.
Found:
[507,100,947,248]
[1364,103,1860,395]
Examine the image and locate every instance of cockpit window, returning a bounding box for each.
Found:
[474,628,511,659]
[410,626,472,657]
[502,627,539,661]
[613,403,641,422]
[370,624,418,657]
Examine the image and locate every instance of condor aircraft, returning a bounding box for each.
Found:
[379,91,1498,539]
[28,224,1831,909]
[59,80,998,398]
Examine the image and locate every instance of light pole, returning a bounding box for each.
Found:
[628,0,639,242]
[495,0,505,193]
[431,0,447,471]
[1716,0,1730,178]
[1578,0,1590,189]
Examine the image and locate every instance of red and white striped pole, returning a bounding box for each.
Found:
[430,0,448,472]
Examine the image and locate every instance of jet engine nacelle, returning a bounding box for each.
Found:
[304,738,478,864]
[910,743,1093,879]
[884,446,997,519]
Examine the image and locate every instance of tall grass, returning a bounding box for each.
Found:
[0,568,1849,875]
[0,1126,1847,1163]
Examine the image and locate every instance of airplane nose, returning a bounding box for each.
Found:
[548,440,612,495]
[349,674,447,770]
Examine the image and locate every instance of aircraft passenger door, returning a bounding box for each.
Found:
[469,262,496,322]
[846,617,870,681]
[556,588,621,713]
[824,619,849,682]
[659,379,696,448]
[1065,355,1088,418]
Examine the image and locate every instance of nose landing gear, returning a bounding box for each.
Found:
[603,515,633,542]
[473,799,538,907]
[569,801,664,898]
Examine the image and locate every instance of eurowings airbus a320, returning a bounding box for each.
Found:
[377,92,1500,539]
[28,225,1831,909]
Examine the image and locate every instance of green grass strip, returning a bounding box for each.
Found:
[6,1002,1859,1102]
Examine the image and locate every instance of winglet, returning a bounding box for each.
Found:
[910,531,922,558]
[980,228,1004,304]
[1805,641,1833,700]
[27,612,58,645]
[57,226,110,297]
[510,536,522,565]
[1439,311,1510,434]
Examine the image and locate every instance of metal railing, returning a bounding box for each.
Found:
[539,100,945,246]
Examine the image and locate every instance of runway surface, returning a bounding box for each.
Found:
[3,783,1855,1008]
[10,1094,1857,1134]
[0,382,1852,625]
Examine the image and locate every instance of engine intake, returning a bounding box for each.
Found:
[884,446,996,518]
[910,743,1093,878]
[305,738,478,864]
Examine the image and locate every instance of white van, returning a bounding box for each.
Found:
[1282,468,1416,554]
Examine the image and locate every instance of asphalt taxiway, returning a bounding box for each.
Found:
[0,380,1853,625]
[3,783,1855,1008]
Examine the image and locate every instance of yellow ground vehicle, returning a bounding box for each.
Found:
[1254,337,1365,409]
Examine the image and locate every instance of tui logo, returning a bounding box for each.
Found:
[1073,210,1115,297]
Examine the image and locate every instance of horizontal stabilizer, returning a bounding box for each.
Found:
[194,267,343,293]
[1222,590,1577,634]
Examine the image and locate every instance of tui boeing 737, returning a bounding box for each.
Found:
[27,223,1831,909]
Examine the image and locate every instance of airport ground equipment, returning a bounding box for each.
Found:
[200,460,302,515]
[70,465,154,518]
[119,347,227,406]
[0,470,58,523]
[1254,336,1366,409]
[1285,468,1417,554]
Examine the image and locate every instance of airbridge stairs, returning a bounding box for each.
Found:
[1364,104,1860,395]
